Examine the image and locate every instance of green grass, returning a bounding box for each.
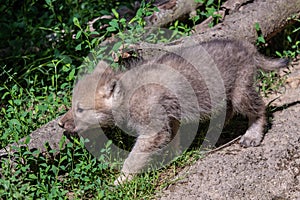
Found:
[0,0,299,199]
[0,134,204,199]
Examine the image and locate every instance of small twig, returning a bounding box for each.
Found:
[202,135,242,155]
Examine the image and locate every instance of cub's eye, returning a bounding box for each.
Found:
[77,107,84,113]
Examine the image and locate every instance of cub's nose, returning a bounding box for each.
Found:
[58,121,65,128]
[58,109,75,132]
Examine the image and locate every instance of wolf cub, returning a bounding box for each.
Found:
[59,39,289,185]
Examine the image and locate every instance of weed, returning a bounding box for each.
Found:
[254,23,266,46]
[257,70,286,97]
[196,0,223,27]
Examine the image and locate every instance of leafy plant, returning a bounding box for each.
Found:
[276,35,300,58]
[257,70,286,97]
[195,0,223,27]
[255,22,266,46]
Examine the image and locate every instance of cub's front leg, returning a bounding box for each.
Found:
[114,119,180,185]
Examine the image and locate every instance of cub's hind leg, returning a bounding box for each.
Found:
[232,84,266,147]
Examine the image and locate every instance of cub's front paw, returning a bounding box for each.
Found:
[114,173,134,186]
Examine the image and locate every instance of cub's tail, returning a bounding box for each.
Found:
[255,54,290,71]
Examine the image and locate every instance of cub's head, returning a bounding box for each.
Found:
[59,61,121,133]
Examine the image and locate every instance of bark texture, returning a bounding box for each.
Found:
[144,0,300,44]
[192,0,300,43]
[145,0,201,27]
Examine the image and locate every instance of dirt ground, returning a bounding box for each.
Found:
[156,60,300,200]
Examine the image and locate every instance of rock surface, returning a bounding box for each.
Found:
[0,117,66,158]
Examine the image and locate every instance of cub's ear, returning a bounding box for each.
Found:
[105,79,118,97]
[97,61,109,67]
[93,61,110,75]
